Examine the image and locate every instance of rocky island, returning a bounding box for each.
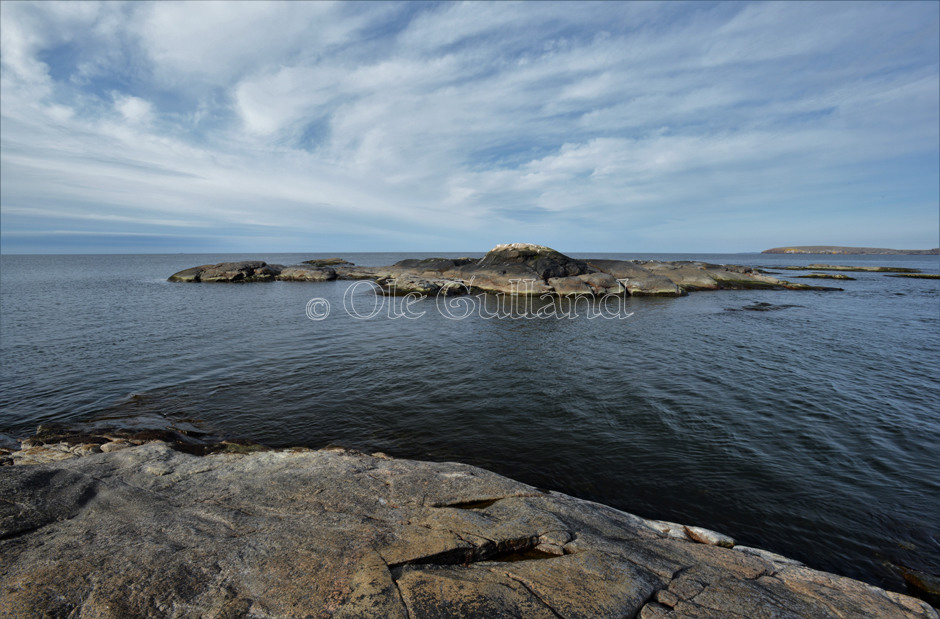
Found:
[1,431,937,618]
[763,246,940,255]
[168,243,841,295]
[775,264,922,273]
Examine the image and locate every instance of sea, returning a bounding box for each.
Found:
[1,251,938,598]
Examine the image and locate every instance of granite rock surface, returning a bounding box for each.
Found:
[1,441,935,618]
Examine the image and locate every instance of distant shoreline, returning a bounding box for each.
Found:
[762,246,940,255]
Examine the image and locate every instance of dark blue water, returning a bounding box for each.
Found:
[1,252,938,596]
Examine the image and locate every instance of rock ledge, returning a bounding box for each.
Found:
[1,441,935,618]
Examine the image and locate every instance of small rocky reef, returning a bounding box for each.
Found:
[763,246,940,255]
[775,264,922,273]
[168,243,840,296]
[1,432,936,618]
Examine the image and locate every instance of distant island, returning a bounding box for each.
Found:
[762,246,940,255]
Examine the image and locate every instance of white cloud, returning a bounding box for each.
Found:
[234,65,344,136]
[1,1,937,252]
[113,93,153,125]
[132,1,380,94]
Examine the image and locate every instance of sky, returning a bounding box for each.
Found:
[1,1,938,254]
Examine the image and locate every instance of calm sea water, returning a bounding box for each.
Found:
[1,252,938,596]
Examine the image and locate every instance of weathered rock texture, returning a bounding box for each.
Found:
[167,261,339,283]
[1,441,935,618]
[168,261,283,283]
[168,244,841,295]
[586,260,681,296]
[302,258,354,267]
[276,265,338,282]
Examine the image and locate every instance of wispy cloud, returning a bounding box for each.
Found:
[1,0,937,253]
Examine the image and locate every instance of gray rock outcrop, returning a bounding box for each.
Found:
[587,260,682,296]
[168,261,283,283]
[167,245,843,295]
[302,258,355,267]
[638,261,797,291]
[1,441,935,618]
[276,265,338,282]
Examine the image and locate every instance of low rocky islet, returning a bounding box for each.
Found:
[168,243,844,295]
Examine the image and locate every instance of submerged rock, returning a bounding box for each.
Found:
[896,565,940,608]
[0,440,935,618]
[795,273,857,280]
[726,302,803,312]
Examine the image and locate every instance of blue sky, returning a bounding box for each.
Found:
[1,1,938,254]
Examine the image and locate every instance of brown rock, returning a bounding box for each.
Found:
[588,260,683,296]
[168,261,281,283]
[640,261,722,290]
[302,257,354,267]
[548,276,594,295]
[452,243,591,294]
[275,265,337,281]
[576,272,624,294]
[1,443,935,618]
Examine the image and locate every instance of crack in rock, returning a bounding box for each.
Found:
[388,534,558,573]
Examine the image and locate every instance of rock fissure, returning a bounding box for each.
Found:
[373,549,411,619]
[599,547,676,583]
[432,492,548,510]
[434,498,503,510]
[501,571,566,618]
[0,520,50,542]
[635,589,667,619]
[388,535,547,570]
[451,529,491,547]
[631,565,696,617]
[384,564,413,619]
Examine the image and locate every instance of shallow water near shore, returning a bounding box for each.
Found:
[1,252,938,597]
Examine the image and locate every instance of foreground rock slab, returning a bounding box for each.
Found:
[1,443,935,618]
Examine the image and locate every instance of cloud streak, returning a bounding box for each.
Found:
[1,0,938,253]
